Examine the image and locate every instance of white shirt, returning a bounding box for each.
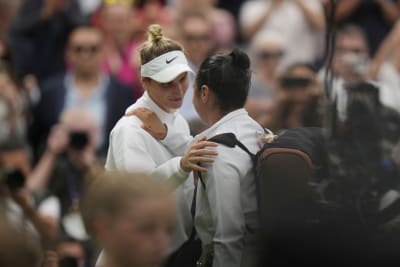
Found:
[378,62,400,113]
[239,0,324,68]
[193,109,263,267]
[105,91,194,251]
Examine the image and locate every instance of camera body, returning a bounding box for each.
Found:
[69,131,89,151]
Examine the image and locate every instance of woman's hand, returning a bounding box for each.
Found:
[180,137,218,173]
[126,107,167,140]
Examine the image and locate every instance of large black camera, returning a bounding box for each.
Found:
[1,168,25,192]
[69,131,89,151]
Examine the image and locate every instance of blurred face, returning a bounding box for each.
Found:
[142,72,189,112]
[66,29,103,75]
[254,43,284,77]
[181,17,213,65]
[334,34,369,80]
[103,195,176,267]
[102,4,134,43]
[278,66,320,104]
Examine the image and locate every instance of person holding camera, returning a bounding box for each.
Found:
[30,107,101,267]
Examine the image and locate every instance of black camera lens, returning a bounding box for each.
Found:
[69,131,89,151]
[4,169,25,192]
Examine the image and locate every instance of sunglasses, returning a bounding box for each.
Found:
[70,44,100,54]
[280,77,313,90]
[257,51,284,60]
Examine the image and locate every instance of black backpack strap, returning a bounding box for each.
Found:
[197,133,256,189]
[208,133,256,163]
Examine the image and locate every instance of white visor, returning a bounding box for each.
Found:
[141,51,193,83]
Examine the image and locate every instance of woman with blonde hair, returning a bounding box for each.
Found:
[105,24,217,265]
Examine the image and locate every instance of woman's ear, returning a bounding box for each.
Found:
[141,77,149,89]
[200,85,209,104]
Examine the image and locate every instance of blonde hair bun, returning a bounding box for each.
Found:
[148,24,164,45]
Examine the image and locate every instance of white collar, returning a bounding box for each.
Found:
[200,109,248,136]
[126,91,176,124]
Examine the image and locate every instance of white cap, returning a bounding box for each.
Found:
[141,50,193,83]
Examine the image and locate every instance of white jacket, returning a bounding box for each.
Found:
[193,109,262,267]
[105,91,194,252]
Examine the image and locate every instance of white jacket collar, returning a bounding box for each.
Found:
[201,108,248,136]
[126,91,176,124]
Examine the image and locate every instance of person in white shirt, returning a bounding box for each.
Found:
[104,24,218,264]
[239,0,325,68]
[191,48,264,267]
[141,48,265,267]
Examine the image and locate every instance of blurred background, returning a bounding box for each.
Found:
[1,0,400,266]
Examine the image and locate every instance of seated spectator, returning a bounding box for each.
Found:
[100,0,143,99]
[246,31,285,126]
[81,171,176,267]
[326,0,400,55]
[268,63,323,132]
[239,0,325,68]
[31,26,135,159]
[175,11,215,134]
[0,0,21,39]
[369,21,400,113]
[9,0,85,81]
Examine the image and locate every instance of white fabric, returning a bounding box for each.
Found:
[105,91,194,252]
[193,109,263,267]
[37,196,61,220]
[378,62,400,113]
[141,51,193,83]
[239,0,324,68]
[179,61,201,122]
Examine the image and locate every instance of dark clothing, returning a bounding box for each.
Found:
[8,0,85,81]
[29,74,135,159]
[340,0,400,55]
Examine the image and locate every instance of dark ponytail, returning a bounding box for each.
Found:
[196,48,251,113]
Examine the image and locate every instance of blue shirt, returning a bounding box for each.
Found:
[63,73,109,148]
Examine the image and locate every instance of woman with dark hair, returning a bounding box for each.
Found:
[191,48,263,267]
[136,48,266,267]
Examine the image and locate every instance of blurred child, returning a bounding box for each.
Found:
[81,171,176,267]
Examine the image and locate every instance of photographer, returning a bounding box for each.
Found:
[268,62,323,132]
[29,107,100,267]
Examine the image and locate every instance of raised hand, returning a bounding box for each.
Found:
[180,137,218,173]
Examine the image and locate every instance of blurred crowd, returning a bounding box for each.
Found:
[2,0,400,266]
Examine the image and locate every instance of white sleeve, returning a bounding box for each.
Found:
[37,196,61,220]
[106,123,190,187]
[239,1,269,28]
[161,115,193,156]
[203,146,245,267]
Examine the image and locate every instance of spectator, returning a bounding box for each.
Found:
[328,0,400,55]
[269,63,323,132]
[0,0,21,39]
[100,1,142,99]
[369,21,400,113]
[9,0,85,81]
[135,0,172,39]
[172,0,236,50]
[31,26,135,159]
[81,171,176,267]
[245,31,285,127]
[239,0,325,68]
[31,108,101,267]
[176,11,215,134]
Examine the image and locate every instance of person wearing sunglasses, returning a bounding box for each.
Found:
[268,62,323,131]
[31,26,135,160]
